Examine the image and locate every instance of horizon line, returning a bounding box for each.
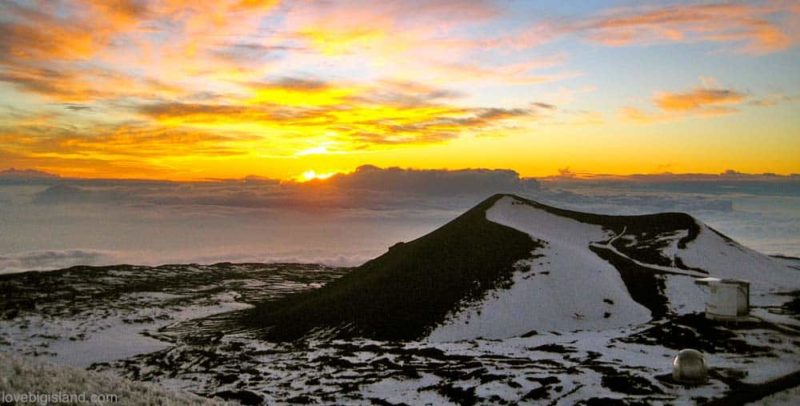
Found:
[1,166,799,184]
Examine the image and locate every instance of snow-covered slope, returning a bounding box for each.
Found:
[430,195,800,341]
[678,222,798,289]
[429,196,651,340]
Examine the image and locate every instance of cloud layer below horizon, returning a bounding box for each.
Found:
[1,165,798,273]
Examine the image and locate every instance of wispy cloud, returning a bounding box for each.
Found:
[574,2,796,54]
[621,80,754,123]
[655,87,745,114]
[135,77,536,150]
[0,122,257,178]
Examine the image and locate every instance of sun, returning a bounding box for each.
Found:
[300,170,335,182]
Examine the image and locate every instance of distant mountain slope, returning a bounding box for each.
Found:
[245,194,800,342]
[243,194,541,340]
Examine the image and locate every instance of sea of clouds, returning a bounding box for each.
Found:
[1,166,798,273]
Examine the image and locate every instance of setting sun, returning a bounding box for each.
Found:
[300,170,336,182]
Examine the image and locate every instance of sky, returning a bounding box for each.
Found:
[0,0,799,181]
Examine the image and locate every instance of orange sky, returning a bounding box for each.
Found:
[0,0,798,181]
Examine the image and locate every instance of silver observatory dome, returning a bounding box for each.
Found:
[672,349,708,384]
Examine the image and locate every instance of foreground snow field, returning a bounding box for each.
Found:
[2,195,799,404]
[0,352,226,405]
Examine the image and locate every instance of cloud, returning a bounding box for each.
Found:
[0,0,793,107]
[0,167,60,182]
[0,123,259,179]
[357,80,464,106]
[0,2,103,62]
[21,165,539,212]
[286,0,499,56]
[619,106,663,124]
[2,165,799,275]
[7,123,253,157]
[209,42,303,65]
[0,63,185,102]
[540,169,800,192]
[134,78,536,150]
[418,56,573,85]
[32,184,130,205]
[322,165,540,197]
[0,0,282,103]
[532,102,557,111]
[748,93,800,107]
[64,104,92,112]
[472,1,797,55]
[536,187,736,215]
[0,66,103,102]
[575,2,796,54]
[0,167,62,188]
[0,249,118,274]
[655,88,746,113]
[137,101,494,147]
[276,0,568,86]
[621,81,751,123]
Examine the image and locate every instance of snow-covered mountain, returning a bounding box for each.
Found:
[431,194,798,341]
[246,194,800,342]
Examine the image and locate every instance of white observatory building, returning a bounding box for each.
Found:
[695,277,750,321]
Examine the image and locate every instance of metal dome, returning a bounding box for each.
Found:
[672,349,708,384]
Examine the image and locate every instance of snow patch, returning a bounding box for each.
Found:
[678,224,800,291]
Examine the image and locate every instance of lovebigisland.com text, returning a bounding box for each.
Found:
[1,391,119,404]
